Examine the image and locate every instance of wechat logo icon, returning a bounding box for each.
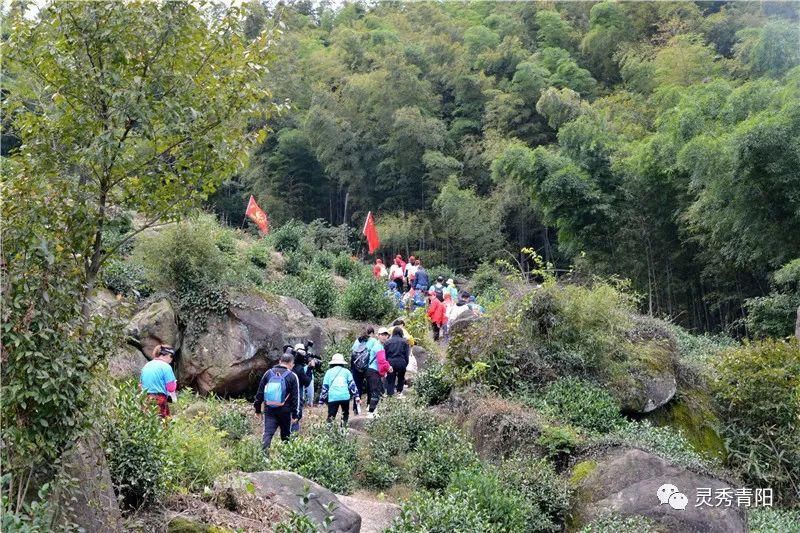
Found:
[657,483,688,511]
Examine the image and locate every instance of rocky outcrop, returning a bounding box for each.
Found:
[321,317,368,345]
[180,294,323,395]
[108,344,148,380]
[571,448,746,532]
[411,345,430,373]
[217,471,360,533]
[127,297,181,358]
[447,312,480,337]
[61,433,122,532]
[613,367,677,414]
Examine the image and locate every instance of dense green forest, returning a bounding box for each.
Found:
[208,0,800,332]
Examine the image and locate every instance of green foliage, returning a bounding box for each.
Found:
[537,378,623,434]
[536,424,582,462]
[498,456,572,531]
[102,381,169,509]
[211,402,252,442]
[578,512,659,533]
[748,507,800,533]
[669,324,737,365]
[602,420,716,471]
[712,340,800,503]
[166,416,234,493]
[270,220,306,253]
[413,359,454,406]
[365,398,439,457]
[301,269,338,318]
[0,479,63,532]
[247,241,271,269]
[409,425,480,490]
[445,467,531,532]
[271,425,358,494]
[230,437,269,473]
[744,292,800,339]
[386,492,486,532]
[332,253,364,279]
[338,275,395,322]
[469,262,505,297]
[102,260,151,298]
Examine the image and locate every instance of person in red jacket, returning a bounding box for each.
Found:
[426,290,446,341]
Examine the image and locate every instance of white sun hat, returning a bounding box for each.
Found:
[329,353,348,366]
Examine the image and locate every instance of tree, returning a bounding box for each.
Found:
[734,20,800,78]
[2,0,276,517]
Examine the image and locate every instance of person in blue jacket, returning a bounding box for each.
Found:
[413,260,429,291]
[319,353,360,425]
[385,281,403,310]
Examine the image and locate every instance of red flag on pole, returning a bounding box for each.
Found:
[362,211,380,254]
[245,195,269,234]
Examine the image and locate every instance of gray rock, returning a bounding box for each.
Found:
[127,298,181,358]
[447,313,480,337]
[337,494,400,533]
[229,470,360,533]
[180,294,323,395]
[572,448,746,533]
[617,369,677,414]
[108,344,148,380]
[61,433,122,532]
[411,345,429,372]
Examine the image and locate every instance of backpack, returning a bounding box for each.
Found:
[264,368,290,407]
[351,341,370,372]
[434,286,444,302]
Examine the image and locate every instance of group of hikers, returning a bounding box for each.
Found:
[376,254,483,340]
[139,252,485,453]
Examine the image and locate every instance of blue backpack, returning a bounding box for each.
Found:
[264,368,290,407]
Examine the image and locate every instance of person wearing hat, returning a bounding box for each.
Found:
[446,278,458,301]
[390,318,416,346]
[449,291,477,324]
[385,281,403,310]
[319,353,360,425]
[366,327,392,415]
[426,290,446,341]
[140,344,178,418]
[373,258,387,279]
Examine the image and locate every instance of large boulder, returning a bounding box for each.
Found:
[571,448,746,532]
[337,495,400,533]
[410,345,430,373]
[61,433,122,532]
[127,297,181,358]
[87,288,125,319]
[217,471,360,533]
[321,317,367,346]
[447,312,480,337]
[108,344,148,380]
[180,294,323,395]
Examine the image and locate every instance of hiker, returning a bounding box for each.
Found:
[254,351,301,450]
[319,353,360,425]
[446,278,459,301]
[449,291,477,323]
[386,281,403,310]
[350,327,376,412]
[366,327,392,415]
[427,290,446,341]
[290,344,315,433]
[432,276,446,301]
[140,345,178,418]
[384,327,410,397]
[389,258,404,292]
[404,255,418,289]
[414,261,429,292]
[411,287,426,309]
[442,292,454,339]
[468,294,485,315]
[373,258,387,279]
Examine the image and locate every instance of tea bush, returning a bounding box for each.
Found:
[578,512,658,533]
[365,398,439,456]
[230,436,269,473]
[247,241,271,269]
[469,261,505,296]
[669,324,737,365]
[537,378,623,434]
[270,220,305,253]
[301,269,338,318]
[271,424,358,494]
[748,507,800,533]
[413,359,453,406]
[409,425,479,490]
[360,441,400,490]
[601,420,714,471]
[102,259,150,297]
[211,402,251,441]
[498,456,571,531]
[446,467,531,532]
[333,253,364,279]
[166,416,233,492]
[712,340,800,503]
[338,275,395,322]
[386,492,486,532]
[102,381,169,509]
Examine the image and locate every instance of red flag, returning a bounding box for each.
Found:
[245,195,269,234]
[362,211,380,254]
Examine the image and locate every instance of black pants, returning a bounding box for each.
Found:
[393,277,404,292]
[327,400,350,424]
[351,367,366,410]
[366,369,383,412]
[262,409,291,451]
[432,323,441,341]
[385,368,406,395]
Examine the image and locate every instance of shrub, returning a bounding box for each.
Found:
[271,424,358,494]
[211,402,251,441]
[602,420,714,471]
[470,261,505,297]
[712,340,800,503]
[386,492,486,532]
[365,398,439,456]
[247,241,271,269]
[414,359,453,406]
[578,512,659,533]
[361,441,400,490]
[409,425,479,490]
[333,252,364,279]
[744,292,800,339]
[166,416,233,492]
[301,269,338,318]
[537,378,623,434]
[749,507,800,533]
[446,467,531,532]
[281,250,304,275]
[427,264,458,284]
[102,259,150,297]
[311,249,336,271]
[267,275,313,307]
[102,381,169,509]
[669,324,737,365]
[303,219,352,254]
[403,307,437,353]
[230,436,269,473]
[215,230,238,254]
[498,456,571,531]
[338,275,395,322]
[270,220,305,253]
[536,424,582,465]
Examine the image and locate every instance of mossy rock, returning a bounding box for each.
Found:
[649,394,727,463]
[167,517,234,533]
[569,460,598,487]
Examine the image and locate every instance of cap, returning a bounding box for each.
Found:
[377,327,390,335]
